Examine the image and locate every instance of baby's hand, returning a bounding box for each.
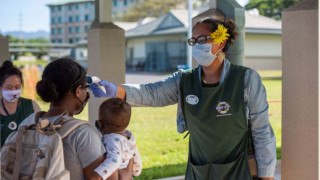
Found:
[91,172,103,180]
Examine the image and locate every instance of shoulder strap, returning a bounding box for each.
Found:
[12,126,28,180]
[34,111,47,124]
[57,119,89,139]
[34,111,89,138]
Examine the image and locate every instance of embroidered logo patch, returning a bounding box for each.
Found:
[216,101,231,116]
[8,121,17,130]
[186,95,199,105]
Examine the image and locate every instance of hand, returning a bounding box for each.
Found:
[118,158,133,179]
[90,172,103,180]
[90,80,118,98]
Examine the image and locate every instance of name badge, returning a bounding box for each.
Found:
[186,95,199,105]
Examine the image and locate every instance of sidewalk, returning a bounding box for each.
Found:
[155,160,281,180]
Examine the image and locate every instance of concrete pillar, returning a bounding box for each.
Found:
[282,0,318,179]
[87,0,125,125]
[0,35,9,64]
[99,0,112,23]
[192,0,245,66]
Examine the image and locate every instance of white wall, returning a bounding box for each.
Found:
[126,33,282,71]
[244,34,282,70]
[126,34,186,61]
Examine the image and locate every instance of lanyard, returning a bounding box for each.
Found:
[1,98,20,116]
[1,98,9,116]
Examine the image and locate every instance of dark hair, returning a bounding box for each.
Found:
[36,57,86,102]
[193,18,238,52]
[99,98,131,131]
[0,60,23,87]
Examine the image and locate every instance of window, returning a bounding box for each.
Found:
[58,6,61,11]
[85,25,90,33]
[76,38,81,42]
[58,27,63,34]
[58,39,63,43]
[69,27,73,34]
[69,38,74,43]
[69,16,73,22]
[76,15,80,22]
[51,17,55,24]
[124,0,128,6]
[85,2,90,9]
[113,0,118,6]
[76,4,79,9]
[69,5,73,10]
[85,15,89,21]
[52,28,56,35]
[52,39,56,43]
[76,26,81,33]
[51,7,55,13]
[58,17,62,23]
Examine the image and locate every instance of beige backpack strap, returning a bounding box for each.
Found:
[34,111,47,123]
[12,126,28,180]
[57,119,89,139]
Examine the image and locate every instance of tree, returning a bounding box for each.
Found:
[6,35,26,43]
[245,0,301,20]
[27,38,49,44]
[117,0,187,22]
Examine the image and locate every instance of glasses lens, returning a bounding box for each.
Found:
[197,36,207,44]
[82,84,91,92]
[187,38,196,46]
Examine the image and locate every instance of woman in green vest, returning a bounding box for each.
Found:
[0,60,41,146]
[91,18,276,180]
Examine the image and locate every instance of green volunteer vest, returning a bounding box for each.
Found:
[0,97,34,146]
[180,64,252,180]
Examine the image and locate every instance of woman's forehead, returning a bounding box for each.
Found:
[192,23,212,37]
[3,75,21,85]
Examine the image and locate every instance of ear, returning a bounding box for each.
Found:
[75,85,82,99]
[219,39,227,50]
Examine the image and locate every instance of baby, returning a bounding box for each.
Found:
[93,98,142,179]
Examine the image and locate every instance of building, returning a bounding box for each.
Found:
[125,9,282,71]
[48,0,140,44]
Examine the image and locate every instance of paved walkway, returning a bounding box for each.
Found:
[155,160,281,180]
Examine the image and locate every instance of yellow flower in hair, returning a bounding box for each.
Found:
[210,24,230,45]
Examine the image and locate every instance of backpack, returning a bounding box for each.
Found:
[1,111,89,180]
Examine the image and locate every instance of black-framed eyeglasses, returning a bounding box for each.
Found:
[187,35,211,46]
[81,84,91,92]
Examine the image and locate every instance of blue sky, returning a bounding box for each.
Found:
[0,0,249,33]
[0,0,55,32]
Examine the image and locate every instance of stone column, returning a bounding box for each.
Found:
[282,0,318,179]
[192,0,245,66]
[0,35,9,64]
[87,0,125,125]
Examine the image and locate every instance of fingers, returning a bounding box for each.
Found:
[98,80,109,87]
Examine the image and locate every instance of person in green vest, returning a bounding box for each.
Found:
[0,60,41,146]
[90,18,276,180]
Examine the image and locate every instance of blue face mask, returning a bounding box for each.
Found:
[192,43,219,66]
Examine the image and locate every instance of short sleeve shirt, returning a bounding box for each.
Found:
[19,113,106,180]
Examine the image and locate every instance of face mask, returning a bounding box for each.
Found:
[192,43,220,66]
[1,89,22,102]
[75,92,90,115]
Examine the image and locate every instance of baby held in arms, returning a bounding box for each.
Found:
[93,98,142,179]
